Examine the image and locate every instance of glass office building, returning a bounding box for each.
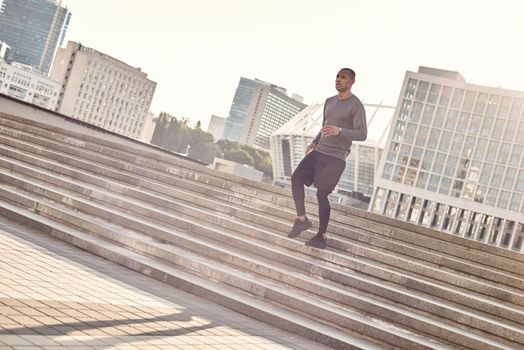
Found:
[0,0,71,75]
[371,67,524,253]
[222,77,259,141]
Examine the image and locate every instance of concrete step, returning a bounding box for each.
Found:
[1,136,524,308]
[0,186,518,350]
[1,116,522,288]
[0,200,396,350]
[3,112,520,267]
[1,165,523,349]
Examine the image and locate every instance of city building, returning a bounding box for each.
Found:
[0,56,61,110]
[222,77,258,142]
[222,77,306,149]
[50,41,157,139]
[371,66,524,252]
[207,114,226,141]
[239,83,306,149]
[270,101,395,205]
[0,0,71,75]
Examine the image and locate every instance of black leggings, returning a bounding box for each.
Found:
[291,172,331,234]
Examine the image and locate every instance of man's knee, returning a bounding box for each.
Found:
[317,189,330,202]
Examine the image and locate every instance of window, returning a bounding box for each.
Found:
[474,93,488,113]
[372,188,386,213]
[407,197,423,223]
[486,94,500,116]
[421,150,434,171]
[444,110,459,131]
[479,117,494,138]
[485,141,500,162]
[419,200,433,226]
[410,102,423,122]
[421,105,435,125]
[415,126,429,147]
[431,203,446,228]
[450,89,465,109]
[433,107,447,128]
[513,223,524,251]
[503,120,517,142]
[427,83,441,104]
[384,191,399,217]
[438,131,452,152]
[462,91,476,112]
[509,193,522,212]
[415,81,429,101]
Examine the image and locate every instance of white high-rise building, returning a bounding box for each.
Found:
[222,77,306,149]
[270,101,395,202]
[50,41,156,139]
[371,67,524,253]
[0,58,61,110]
[240,83,306,149]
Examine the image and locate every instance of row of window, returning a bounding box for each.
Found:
[397,101,524,144]
[372,187,524,252]
[405,78,524,120]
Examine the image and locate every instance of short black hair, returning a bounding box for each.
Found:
[340,68,356,80]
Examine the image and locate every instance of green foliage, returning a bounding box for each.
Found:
[215,140,273,179]
[151,114,273,179]
[151,112,215,164]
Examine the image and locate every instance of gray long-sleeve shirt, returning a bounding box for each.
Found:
[313,95,367,160]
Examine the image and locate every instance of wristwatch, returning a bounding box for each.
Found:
[338,127,342,135]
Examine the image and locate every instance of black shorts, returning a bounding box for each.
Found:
[293,151,346,193]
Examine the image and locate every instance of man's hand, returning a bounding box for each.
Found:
[321,124,341,136]
[306,143,316,154]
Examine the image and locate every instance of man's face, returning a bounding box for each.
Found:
[335,70,354,92]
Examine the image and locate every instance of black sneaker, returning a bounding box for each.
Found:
[287,217,313,238]
[305,233,327,249]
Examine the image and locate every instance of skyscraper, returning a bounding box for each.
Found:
[371,67,524,253]
[0,0,71,75]
[222,77,259,141]
[50,41,156,139]
[222,77,306,149]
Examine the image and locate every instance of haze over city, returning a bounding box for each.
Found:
[59,0,524,128]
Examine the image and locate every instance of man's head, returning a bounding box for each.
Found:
[335,68,356,94]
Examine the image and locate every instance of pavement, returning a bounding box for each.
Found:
[0,216,332,350]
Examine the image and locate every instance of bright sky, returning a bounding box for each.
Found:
[60,0,524,128]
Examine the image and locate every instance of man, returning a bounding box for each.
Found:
[287,68,367,249]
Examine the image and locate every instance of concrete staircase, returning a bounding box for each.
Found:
[1,109,524,350]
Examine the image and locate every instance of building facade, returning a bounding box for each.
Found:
[222,77,258,141]
[239,83,306,149]
[222,77,306,149]
[207,114,226,141]
[371,67,524,253]
[0,0,71,75]
[50,41,157,139]
[270,101,395,201]
[0,58,61,110]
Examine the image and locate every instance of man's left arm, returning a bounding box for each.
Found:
[339,104,367,141]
